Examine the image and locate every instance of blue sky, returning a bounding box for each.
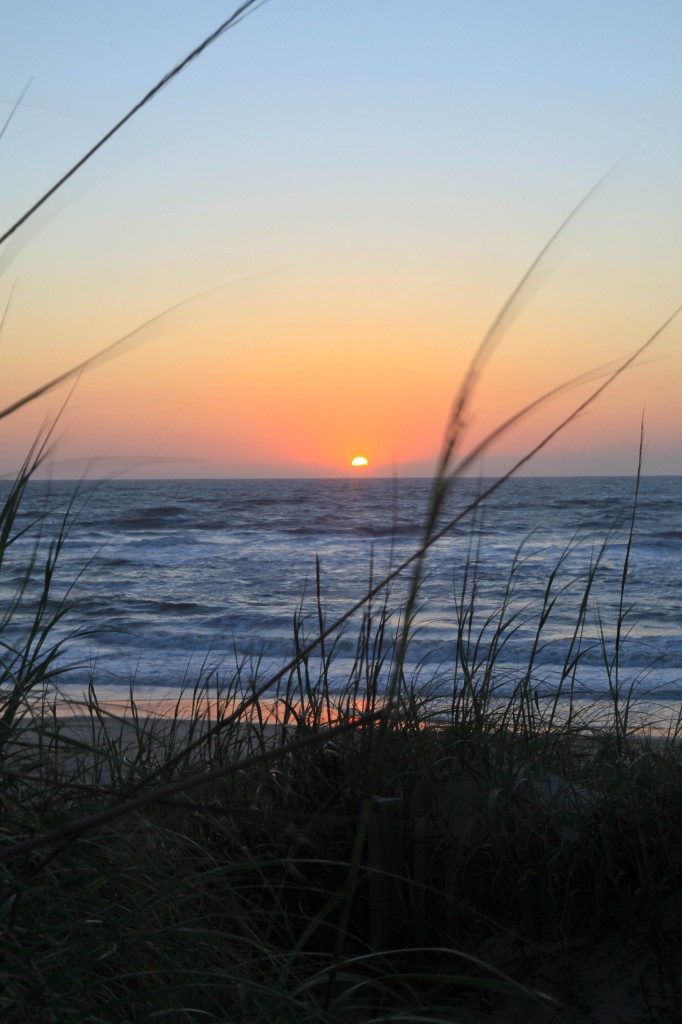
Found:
[1,1,681,476]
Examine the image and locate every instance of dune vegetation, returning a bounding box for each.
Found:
[1,4,682,1022]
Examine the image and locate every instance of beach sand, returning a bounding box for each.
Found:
[5,699,289,787]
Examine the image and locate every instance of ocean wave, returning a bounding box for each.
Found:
[2,476,679,708]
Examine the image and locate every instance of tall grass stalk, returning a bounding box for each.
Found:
[601,419,646,752]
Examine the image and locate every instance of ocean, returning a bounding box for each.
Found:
[2,475,681,716]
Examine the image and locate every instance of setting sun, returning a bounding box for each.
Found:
[351,456,369,468]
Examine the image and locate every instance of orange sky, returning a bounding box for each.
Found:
[2,3,682,478]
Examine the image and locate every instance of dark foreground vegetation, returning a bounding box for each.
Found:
[2,637,682,1022]
[2,443,682,1023]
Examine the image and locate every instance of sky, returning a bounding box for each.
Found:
[1,0,681,478]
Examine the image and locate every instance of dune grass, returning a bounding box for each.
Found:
[1,450,682,1023]
[2,4,682,1021]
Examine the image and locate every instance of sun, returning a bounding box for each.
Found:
[351,455,369,468]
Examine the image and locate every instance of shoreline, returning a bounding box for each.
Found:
[12,699,681,750]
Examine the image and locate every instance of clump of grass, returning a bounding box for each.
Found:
[1,4,682,1022]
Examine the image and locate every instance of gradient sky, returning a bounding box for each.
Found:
[1,0,681,477]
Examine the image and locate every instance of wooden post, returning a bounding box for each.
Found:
[369,796,404,951]
[411,816,426,946]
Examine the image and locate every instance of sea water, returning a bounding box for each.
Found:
[1,476,681,714]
